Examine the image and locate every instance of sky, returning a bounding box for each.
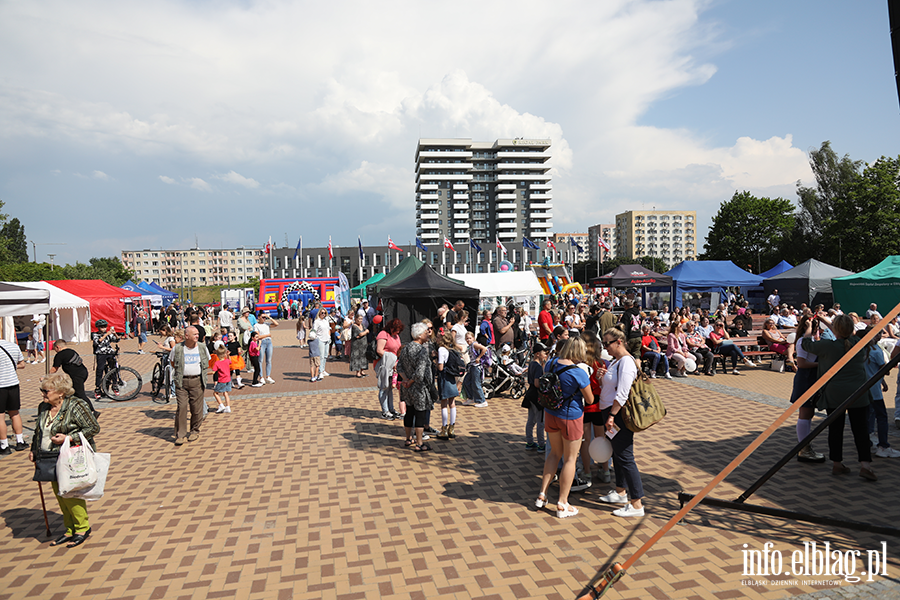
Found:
[1,0,898,266]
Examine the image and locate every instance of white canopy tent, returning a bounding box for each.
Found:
[455,271,545,313]
[0,282,51,343]
[2,281,91,343]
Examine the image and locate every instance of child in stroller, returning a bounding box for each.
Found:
[483,344,527,399]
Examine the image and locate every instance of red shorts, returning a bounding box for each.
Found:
[544,412,584,441]
[771,342,789,354]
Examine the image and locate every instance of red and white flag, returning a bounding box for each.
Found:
[388,236,403,252]
[496,238,507,255]
[598,238,610,251]
[328,237,334,260]
[547,239,557,252]
[265,236,271,254]
[443,237,456,252]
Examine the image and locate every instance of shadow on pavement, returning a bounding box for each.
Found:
[1,507,64,540]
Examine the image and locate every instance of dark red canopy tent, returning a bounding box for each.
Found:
[46,280,141,333]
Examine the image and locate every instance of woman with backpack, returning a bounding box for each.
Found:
[436,330,465,439]
[535,338,594,519]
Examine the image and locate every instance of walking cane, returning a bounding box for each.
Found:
[37,482,52,537]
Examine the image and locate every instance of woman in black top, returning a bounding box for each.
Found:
[522,342,548,450]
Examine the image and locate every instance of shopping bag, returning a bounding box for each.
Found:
[63,451,110,500]
[771,358,785,373]
[56,433,97,495]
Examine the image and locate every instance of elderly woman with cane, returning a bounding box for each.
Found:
[30,371,100,548]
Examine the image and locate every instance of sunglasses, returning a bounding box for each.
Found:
[602,339,618,348]
[40,389,50,395]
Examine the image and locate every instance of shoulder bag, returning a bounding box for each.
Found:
[620,359,666,432]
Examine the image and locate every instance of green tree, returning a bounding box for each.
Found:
[60,257,133,286]
[0,218,28,263]
[831,156,900,271]
[794,141,862,265]
[0,199,10,263]
[637,255,668,274]
[703,191,795,273]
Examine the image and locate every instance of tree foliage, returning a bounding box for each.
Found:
[702,191,795,273]
[0,217,28,263]
[0,257,133,286]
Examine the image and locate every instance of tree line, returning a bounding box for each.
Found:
[0,200,133,285]
[703,141,900,273]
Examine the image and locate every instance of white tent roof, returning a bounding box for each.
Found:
[0,282,50,317]
[455,271,544,298]
[5,281,90,309]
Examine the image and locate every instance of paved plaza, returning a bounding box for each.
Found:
[2,328,900,599]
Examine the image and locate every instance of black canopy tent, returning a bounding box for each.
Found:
[762,259,854,308]
[378,265,480,343]
[590,264,672,288]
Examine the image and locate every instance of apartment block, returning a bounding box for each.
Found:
[552,232,590,263]
[415,138,553,247]
[614,210,697,266]
[587,223,616,262]
[121,247,265,289]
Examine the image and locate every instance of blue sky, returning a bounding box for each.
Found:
[0,0,897,266]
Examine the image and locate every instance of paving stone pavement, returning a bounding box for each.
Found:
[2,327,900,599]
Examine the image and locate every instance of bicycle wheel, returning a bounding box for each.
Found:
[150,364,162,398]
[102,366,142,401]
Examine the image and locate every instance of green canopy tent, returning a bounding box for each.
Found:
[832,255,900,314]
[351,273,384,299]
[367,255,425,296]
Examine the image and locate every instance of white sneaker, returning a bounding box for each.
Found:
[613,503,645,517]
[224,406,231,413]
[732,368,741,375]
[39,358,46,363]
[462,399,475,406]
[870,432,879,446]
[252,383,265,387]
[474,401,489,408]
[598,490,629,504]
[649,372,656,379]
[266,377,275,384]
[744,360,756,367]
[315,375,324,381]
[216,405,226,413]
[664,372,673,380]
[138,350,145,355]
[876,446,900,458]
[321,371,330,377]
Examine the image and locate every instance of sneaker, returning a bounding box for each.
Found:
[224,407,231,413]
[13,441,28,452]
[321,372,330,377]
[870,432,879,446]
[474,401,489,408]
[315,375,324,381]
[421,434,430,441]
[599,470,611,483]
[216,405,226,413]
[39,358,45,363]
[571,476,592,492]
[266,377,275,384]
[613,503,645,517]
[598,490,628,504]
[876,446,900,458]
[0,446,11,456]
[649,372,656,379]
[309,377,317,382]
[424,426,439,435]
[732,368,741,375]
[174,437,186,446]
[744,360,756,367]
[536,444,546,451]
[252,382,265,387]
[381,412,395,420]
[138,350,145,355]
[664,372,673,380]
[525,442,537,450]
[797,445,826,463]
[462,399,476,406]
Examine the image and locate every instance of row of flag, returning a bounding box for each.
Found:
[267,234,610,259]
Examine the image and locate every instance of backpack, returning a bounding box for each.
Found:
[619,361,666,432]
[537,362,578,410]
[442,349,464,379]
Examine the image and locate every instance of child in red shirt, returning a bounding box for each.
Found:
[213,346,232,413]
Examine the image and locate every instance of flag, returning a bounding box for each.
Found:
[598,237,610,251]
[293,236,302,260]
[388,236,403,252]
[523,237,540,250]
[328,237,333,260]
[265,236,271,254]
[569,236,584,253]
[416,237,428,252]
[496,238,507,255]
[443,237,456,252]
[358,236,364,260]
[547,239,557,251]
[469,239,482,253]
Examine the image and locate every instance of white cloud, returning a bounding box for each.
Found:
[188,177,210,192]
[215,170,259,189]
[92,170,108,180]
[158,175,176,184]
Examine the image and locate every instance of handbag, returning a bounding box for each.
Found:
[620,361,666,433]
[57,433,98,495]
[771,358,785,373]
[63,451,110,501]
[32,455,57,482]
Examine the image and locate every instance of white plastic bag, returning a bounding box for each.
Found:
[64,451,110,500]
[56,432,97,495]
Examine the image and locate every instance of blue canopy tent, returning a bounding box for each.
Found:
[121,280,144,294]
[759,260,794,278]
[141,281,178,306]
[661,261,763,308]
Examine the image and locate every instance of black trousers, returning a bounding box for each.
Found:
[94,355,116,394]
[826,405,871,463]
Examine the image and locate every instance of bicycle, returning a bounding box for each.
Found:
[99,346,143,401]
[150,351,172,403]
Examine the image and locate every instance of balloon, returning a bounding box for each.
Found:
[373,314,383,324]
[589,436,613,463]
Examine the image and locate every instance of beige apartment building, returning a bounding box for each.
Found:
[587,223,616,262]
[552,232,589,263]
[614,210,697,265]
[121,247,265,289]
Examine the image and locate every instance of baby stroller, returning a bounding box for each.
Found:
[482,345,526,400]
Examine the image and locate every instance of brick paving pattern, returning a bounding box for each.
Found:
[2,327,899,599]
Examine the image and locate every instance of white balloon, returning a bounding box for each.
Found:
[589,436,613,463]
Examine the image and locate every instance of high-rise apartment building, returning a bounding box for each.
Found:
[614,210,697,266]
[588,223,616,262]
[121,247,265,290]
[552,232,589,263]
[415,138,552,247]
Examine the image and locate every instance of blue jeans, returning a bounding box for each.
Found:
[260,338,273,378]
[463,364,484,403]
[378,386,394,415]
[526,403,544,445]
[644,351,668,375]
[868,399,891,448]
[600,406,644,500]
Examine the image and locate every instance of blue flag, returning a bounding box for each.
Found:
[570,237,584,252]
[293,236,302,261]
[416,237,428,252]
[358,236,364,261]
[469,239,482,253]
[523,237,540,250]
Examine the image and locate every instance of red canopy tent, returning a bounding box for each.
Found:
[46,280,141,333]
